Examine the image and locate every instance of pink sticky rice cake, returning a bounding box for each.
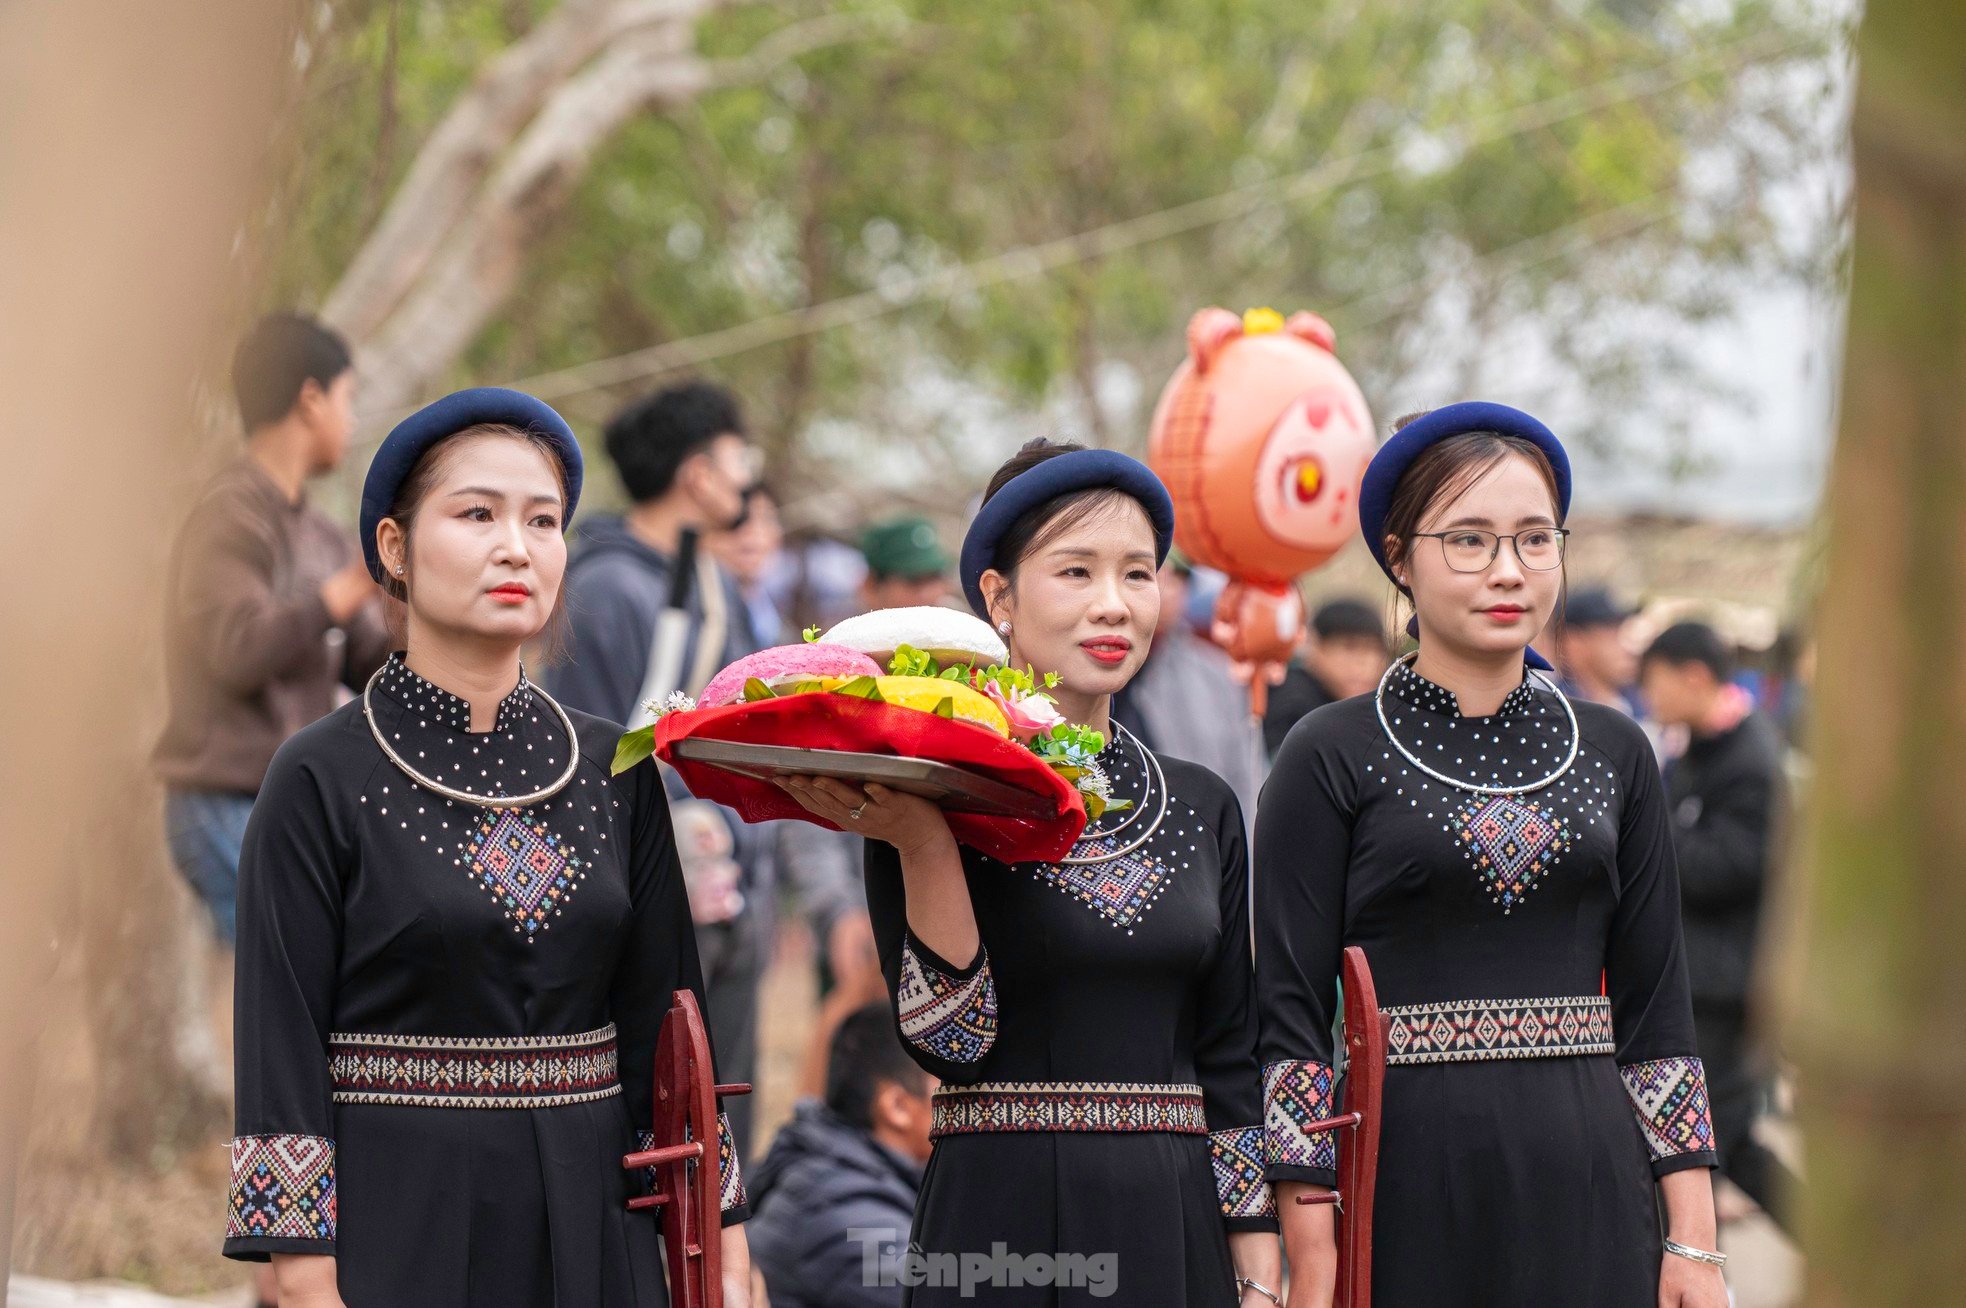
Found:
[699,643,884,708]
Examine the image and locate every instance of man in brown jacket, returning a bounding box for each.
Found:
[153,312,389,946]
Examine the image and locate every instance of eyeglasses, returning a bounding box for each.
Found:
[1409,527,1570,573]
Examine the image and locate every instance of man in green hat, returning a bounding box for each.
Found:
[858,515,954,610]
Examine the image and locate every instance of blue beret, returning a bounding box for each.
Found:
[360,387,584,582]
[1358,401,1571,672]
[960,449,1175,619]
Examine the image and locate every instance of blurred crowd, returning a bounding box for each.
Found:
[156,312,1804,1306]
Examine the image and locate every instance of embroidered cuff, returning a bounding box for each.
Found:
[897,933,998,1065]
[1209,1124,1277,1220]
[716,1110,746,1213]
[1263,1060,1337,1175]
[633,1111,746,1214]
[1620,1056,1715,1165]
[228,1134,336,1243]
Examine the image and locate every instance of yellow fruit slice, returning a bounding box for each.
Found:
[818,675,1008,736]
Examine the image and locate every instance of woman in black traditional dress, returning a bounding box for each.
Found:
[1256,403,1725,1308]
[223,388,751,1308]
[776,440,1282,1307]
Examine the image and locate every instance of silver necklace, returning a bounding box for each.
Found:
[363,663,581,807]
[1373,651,1580,797]
[1059,723,1170,866]
[1075,723,1156,843]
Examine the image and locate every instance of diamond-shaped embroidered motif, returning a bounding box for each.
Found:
[1034,846,1170,929]
[1450,793,1570,914]
[464,808,584,940]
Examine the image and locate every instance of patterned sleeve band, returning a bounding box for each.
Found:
[897,935,999,1065]
[1619,1056,1716,1170]
[228,1134,337,1244]
[1262,1060,1338,1176]
[635,1110,747,1214]
[1208,1125,1278,1221]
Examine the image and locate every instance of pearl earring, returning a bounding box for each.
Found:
[997,620,1011,635]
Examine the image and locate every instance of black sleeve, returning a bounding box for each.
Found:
[863,840,999,1085]
[1252,712,1352,1190]
[1603,729,1720,1178]
[225,743,346,1262]
[612,755,749,1224]
[1190,783,1279,1231]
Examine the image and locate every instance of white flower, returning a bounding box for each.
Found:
[643,691,698,719]
[1077,762,1114,801]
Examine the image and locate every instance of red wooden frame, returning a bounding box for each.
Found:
[1293,945,1388,1308]
[621,989,752,1308]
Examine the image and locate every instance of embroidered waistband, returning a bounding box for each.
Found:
[1384,995,1615,1065]
[329,1023,620,1107]
[930,1080,1207,1139]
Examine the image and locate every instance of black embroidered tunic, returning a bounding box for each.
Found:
[865,734,1277,1307]
[1256,662,1717,1307]
[225,655,747,1307]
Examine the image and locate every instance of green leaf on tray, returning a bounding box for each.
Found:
[611,726,656,775]
[932,696,955,718]
[833,675,884,702]
[742,677,776,702]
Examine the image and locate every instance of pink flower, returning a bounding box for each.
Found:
[983,682,1067,741]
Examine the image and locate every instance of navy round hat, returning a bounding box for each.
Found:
[959,449,1175,619]
[1358,401,1570,669]
[360,387,584,582]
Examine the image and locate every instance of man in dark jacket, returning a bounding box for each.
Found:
[544,380,771,1154]
[1261,597,1388,757]
[1641,621,1797,1233]
[748,1003,932,1308]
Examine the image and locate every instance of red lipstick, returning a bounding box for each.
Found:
[1080,636,1132,666]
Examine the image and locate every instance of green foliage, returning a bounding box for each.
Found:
[264,0,1836,492]
[610,723,655,774]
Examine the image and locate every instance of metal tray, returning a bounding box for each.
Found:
[669,738,1061,820]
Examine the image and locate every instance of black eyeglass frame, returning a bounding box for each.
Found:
[1406,527,1572,573]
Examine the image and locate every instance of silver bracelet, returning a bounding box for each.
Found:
[1663,1237,1728,1268]
[1236,1275,1284,1306]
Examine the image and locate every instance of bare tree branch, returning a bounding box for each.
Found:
[323,0,717,342]
[354,7,878,420]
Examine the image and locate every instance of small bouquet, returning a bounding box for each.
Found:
[613,607,1117,861]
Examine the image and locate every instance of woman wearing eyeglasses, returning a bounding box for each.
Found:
[1256,405,1724,1308]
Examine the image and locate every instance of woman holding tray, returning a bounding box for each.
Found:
[223,388,751,1307]
[1257,404,1724,1307]
[776,440,1282,1307]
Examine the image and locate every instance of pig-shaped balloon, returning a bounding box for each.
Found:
[1147,307,1375,715]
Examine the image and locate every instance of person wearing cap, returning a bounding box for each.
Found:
[1259,598,1390,758]
[1257,406,1724,1308]
[224,389,752,1307]
[1556,585,1645,717]
[775,438,1282,1308]
[858,515,954,611]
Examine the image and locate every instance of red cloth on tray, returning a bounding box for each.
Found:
[652,693,1086,863]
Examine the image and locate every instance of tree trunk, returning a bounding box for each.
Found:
[1794,4,1966,1304]
[0,0,294,1281]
